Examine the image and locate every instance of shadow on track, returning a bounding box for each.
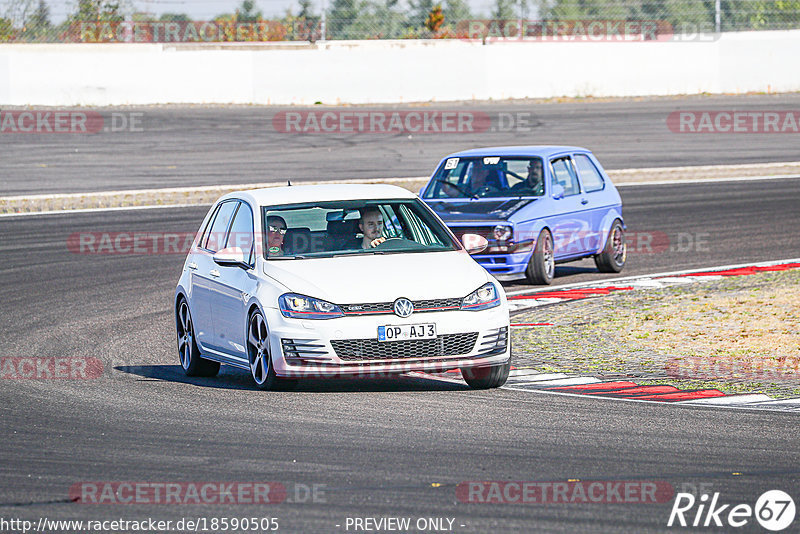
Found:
[116,365,468,392]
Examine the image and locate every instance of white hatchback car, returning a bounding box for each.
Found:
[174,184,511,390]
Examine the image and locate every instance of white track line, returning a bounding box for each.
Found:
[502,384,800,413]
[681,394,773,405]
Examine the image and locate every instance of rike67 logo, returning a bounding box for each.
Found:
[668,490,795,531]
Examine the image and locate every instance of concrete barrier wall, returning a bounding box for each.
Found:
[1,30,799,106]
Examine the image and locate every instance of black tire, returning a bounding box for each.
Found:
[246,310,297,391]
[176,299,220,377]
[525,229,555,285]
[594,220,627,273]
[461,359,511,389]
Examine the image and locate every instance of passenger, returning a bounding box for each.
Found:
[266,215,287,256]
[510,159,544,194]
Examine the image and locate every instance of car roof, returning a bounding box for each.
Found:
[444,146,591,158]
[220,183,417,207]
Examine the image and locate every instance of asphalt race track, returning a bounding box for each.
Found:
[3,93,800,195]
[1,174,799,532]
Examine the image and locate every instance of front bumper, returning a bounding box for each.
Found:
[264,307,510,378]
[473,252,532,280]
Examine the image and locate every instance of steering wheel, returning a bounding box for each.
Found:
[373,237,426,251]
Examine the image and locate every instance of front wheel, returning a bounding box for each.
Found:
[247,310,296,391]
[176,299,220,377]
[525,229,555,285]
[594,220,626,273]
[461,359,510,389]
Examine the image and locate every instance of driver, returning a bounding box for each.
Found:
[467,162,503,195]
[358,207,387,249]
[266,215,287,256]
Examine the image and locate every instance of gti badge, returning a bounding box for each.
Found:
[393,298,414,318]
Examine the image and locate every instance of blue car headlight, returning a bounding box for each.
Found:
[279,293,344,319]
[493,225,513,242]
[461,282,501,311]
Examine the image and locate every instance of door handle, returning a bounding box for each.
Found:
[187,262,198,270]
[580,198,589,205]
[210,269,221,277]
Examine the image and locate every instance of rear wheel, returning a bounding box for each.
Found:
[594,220,626,273]
[247,310,297,391]
[461,359,510,389]
[176,299,220,377]
[525,229,555,285]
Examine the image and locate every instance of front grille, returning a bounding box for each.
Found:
[331,332,479,361]
[341,297,462,316]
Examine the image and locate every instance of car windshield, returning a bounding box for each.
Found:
[423,156,546,199]
[262,199,460,259]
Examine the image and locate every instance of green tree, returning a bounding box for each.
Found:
[748,0,800,30]
[409,0,434,27]
[298,0,317,19]
[0,17,16,41]
[333,0,408,38]
[444,0,472,23]
[492,0,516,20]
[236,0,263,22]
[425,3,444,31]
[294,0,320,41]
[158,12,191,22]
[70,0,124,22]
[24,0,51,39]
[328,0,360,37]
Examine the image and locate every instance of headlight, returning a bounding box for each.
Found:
[279,293,344,319]
[461,282,501,311]
[493,225,513,242]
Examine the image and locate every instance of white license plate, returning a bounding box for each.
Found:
[377,323,436,342]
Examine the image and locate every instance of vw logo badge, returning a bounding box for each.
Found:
[393,298,414,318]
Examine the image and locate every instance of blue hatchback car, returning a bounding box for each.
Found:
[420,146,626,285]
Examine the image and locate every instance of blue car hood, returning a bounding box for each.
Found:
[427,198,537,223]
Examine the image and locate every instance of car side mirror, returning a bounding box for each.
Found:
[552,184,565,200]
[461,233,488,255]
[213,247,249,269]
